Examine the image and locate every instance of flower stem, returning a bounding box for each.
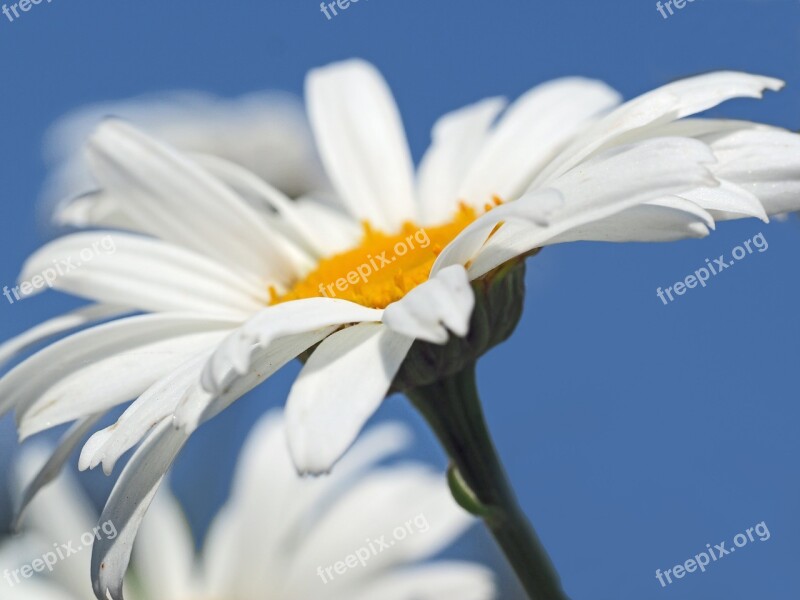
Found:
[407,362,569,600]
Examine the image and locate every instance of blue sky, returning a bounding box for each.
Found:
[1,1,799,598]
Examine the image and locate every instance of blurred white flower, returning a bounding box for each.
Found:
[2,412,495,600]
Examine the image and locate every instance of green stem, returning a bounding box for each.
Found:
[407,362,569,600]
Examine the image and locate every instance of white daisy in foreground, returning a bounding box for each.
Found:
[2,59,799,599]
[3,413,495,600]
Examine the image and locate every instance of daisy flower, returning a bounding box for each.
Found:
[2,59,799,599]
[3,412,496,600]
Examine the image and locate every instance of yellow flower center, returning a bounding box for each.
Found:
[273,202,497,309]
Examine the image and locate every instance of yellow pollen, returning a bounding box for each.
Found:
[274,203,488,309]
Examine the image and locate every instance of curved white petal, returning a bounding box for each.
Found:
[550,198,713,243]
[534,71,783,185]
[433,137,717,278]
[80,352,211,475]
[132,486,196,600]
[678,181,768,222]
[19,329,229,441]
[0,579,78,600]
[177,329,336,434]
[292,196,363,254]
[0,304,129,368]
[13,414,104,531]
[306,59,417,231]
[55,189,139,230]
[200,412,294,598]
[286,323,414,474]
[86,120,304,284]
[44,91,324,216]
[628,117,760,140]
[0,313,238,425]
[203,414,414,596]
[431,189,565,277]
[91,420,188,600]
[190,152,326,261]
[417,97,507,225]
[203,411,490,599]
[603,118,780,222]
[202,299,383,395]
[11,447,98,598]
[459,77,622,205]
[19,231,269,316]
[706,128,800,215]
[285,466,479,596]
[345,562,496,600]
[383,265,475,343]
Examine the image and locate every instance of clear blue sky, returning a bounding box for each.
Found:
[1,1,799,598]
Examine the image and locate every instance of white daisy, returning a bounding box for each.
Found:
[3,412,495,600]
[2,59,799,598]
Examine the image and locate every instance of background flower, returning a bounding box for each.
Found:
[3,413,495,600]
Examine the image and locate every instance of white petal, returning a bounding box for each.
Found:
[306,59,417,231]
[344,562,496,600]
[190,152,326,262]
[0,313,238,425]
[706,127,800,215]
[19,329,229,441]
[203,414,412,597]
[133,486,196,600]
[535,71,783,185]
[0,579,77,600]
[459,78,621,205]
[86,120,302,284]
[13,414,103,531]
[431,189,565,277]
[44,91,324,215]
[177,329,336,434]
[80,352,211,475]
[19,231,269,315]
[291,196,363,255]
[383,265,475,343]
[55,189,138,229]
[433,137,717,278]
[202,299,383,395]
[417,97,507,225]
[618,119,779,221]
[11,447,98,597]
[200,412,292,597]
[91,421,188,600]
[284,466,478,595]
[0,303,129,368]
[550,198,713,243]
[286,323,413,474]
[679,181,768,222]
[635,117,759,140]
